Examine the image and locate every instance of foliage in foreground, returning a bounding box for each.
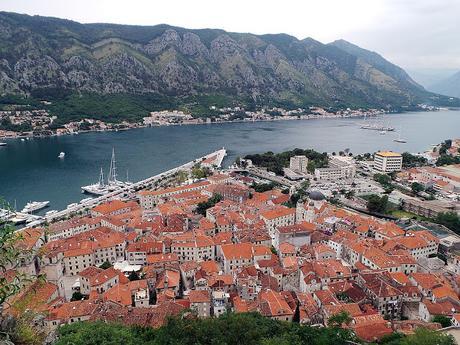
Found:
[55,312,355,345]
[53,312,455,345]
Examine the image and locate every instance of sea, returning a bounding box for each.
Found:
[0,110,459,211]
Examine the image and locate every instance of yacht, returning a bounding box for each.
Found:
[21,201,50,213]
[394,127,407,143]
[81,148,130,195]
[58,152,65,159]
[67,203,78,209]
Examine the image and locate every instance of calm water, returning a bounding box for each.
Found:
[0,110,459,211]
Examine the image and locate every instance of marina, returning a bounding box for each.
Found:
[1,148,226,228]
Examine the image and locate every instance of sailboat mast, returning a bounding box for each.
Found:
[99,167,105,187]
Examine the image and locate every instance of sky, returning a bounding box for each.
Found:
[2,0,460,74]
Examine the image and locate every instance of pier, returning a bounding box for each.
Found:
[10,148,227,229]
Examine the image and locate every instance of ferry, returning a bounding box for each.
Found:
[360,124,395,131]
[21,201,50,213]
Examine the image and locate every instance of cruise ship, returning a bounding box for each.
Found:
[21,201,50,213]
[81,149,131,195]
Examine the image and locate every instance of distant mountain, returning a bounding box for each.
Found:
[0,11,457,115]
[430,70,460,98]
[406,68,459,90]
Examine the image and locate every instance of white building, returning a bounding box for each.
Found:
[290,156,309,173]
[374,151,403,173]
[314,156,355,181]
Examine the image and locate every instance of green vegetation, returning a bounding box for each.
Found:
[71,291,85,301]
[245,148,328,175]
[53,312,455,345]
[366,194,389,213]
[411,182,425,194]
[436,212,460,233]
[99,261,112,269]
[283,180,310,208]
[401,152,427,168]
[128,270,140,281]
[373,173,394,193]
[55,312,356,345]
[436,154,460,166]
[432,315,452,328]
[0,117,33,132]
[195,194,223,216]
[251,182,277,193]
[191,164,212,179]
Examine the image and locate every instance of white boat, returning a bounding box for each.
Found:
[58,152,65,159]
[21,201,50,213]
[394,127,407,143]
[0,142,7,146]
[67,203,78,209]
[45,210,58,216]
[80,197,93,203]
[379,131,386,135]
[21,138,25,142]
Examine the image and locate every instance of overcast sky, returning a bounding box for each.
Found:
[2,0,460,71]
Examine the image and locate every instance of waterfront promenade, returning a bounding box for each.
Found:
[14,148,226,229]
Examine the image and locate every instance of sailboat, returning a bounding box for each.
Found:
[394,127,407,143]
[81,148,130,195]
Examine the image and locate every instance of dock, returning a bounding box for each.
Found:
[15,148,227,229]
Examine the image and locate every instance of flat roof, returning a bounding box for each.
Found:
[375,151,402,158]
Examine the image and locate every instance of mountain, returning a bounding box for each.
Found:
[430,70,460,98]
[0,11,457,118]
[405,68,459,90]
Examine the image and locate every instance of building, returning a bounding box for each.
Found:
[374,151,403,173]
[314,157,355,181]
[289,156,309,174]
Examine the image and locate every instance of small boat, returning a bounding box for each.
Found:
[58,152,65,159]
[0,142,7,146]
[45,210,58,216]
[379,131,386,135]
[394,127,407,143]
[21,138,25,142]
[21,201,50,213]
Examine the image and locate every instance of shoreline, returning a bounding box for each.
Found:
[0,108,444,141]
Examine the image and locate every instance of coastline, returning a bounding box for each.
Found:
[0,111,383,141]
[0,107,444,141]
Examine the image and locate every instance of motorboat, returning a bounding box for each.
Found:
[21,201,50,213]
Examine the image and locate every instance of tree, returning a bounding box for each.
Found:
[195,194,223,216]
[128,270,140,281]
[328,311,352,328]
[411,182,424,194]
[436,212,460,233]
[71,291,85,301]
[367,194,389,213]
[99,261,112,269]
[432,315,452,328]
[400,328,455,345]
[0,203,40,306]
[374,173,392,186]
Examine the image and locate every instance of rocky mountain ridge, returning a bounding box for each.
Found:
[0,11,455,109]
